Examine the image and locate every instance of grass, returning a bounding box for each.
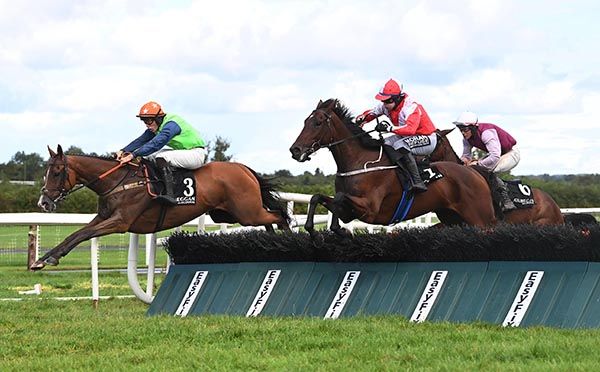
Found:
[2,223,600,370]
[2,298,600,370]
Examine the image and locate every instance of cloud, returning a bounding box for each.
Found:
[0,0,598,177]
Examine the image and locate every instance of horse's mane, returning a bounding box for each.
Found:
[318,99,382,149]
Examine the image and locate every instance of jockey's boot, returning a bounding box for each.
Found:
[497,177,516,212]
[399,152,427,193]
[155,159,178,205]
[384,145,427,193]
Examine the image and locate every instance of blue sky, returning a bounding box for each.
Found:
[1,0,599,176]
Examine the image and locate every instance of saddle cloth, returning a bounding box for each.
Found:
[506,180,535,209]
[144,162,197,206]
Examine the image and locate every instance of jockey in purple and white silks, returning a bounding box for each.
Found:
[454,111,520,211]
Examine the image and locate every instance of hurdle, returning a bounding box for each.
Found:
[146,225,600,328]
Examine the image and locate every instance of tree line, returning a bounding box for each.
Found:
[1,145,600,213]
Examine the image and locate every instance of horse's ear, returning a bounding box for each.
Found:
[326,99,337,109]
[48,145,57,158]
[317,99,323,108]
[57,145,64,157]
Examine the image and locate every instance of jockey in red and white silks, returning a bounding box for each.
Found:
[357,79,438,156]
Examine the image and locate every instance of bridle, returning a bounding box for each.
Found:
[303,108,376,157]
[41,157,133,203]
[41,160,73,203]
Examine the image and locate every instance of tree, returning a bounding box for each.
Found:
[64,146,85,155]
[208,136,233,162]
[3,151,46,181]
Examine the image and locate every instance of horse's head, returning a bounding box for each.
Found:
[38,145,76,212]
[290,99,343,162]
[429,128,463,164]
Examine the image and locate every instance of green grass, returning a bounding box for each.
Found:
[2,222,600,370]
[2,298,600,371]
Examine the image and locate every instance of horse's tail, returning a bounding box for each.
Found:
[244,166,292,225]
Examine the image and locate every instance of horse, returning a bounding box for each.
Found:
[289,99,497,237]
[32,145,291,270]
[428,128,564,225]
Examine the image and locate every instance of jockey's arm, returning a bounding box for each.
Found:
[461,139,473,163]
[356,110,380,126]
[477,129,502,170]
[131,121,182,157]
[390,108,421,136]
[122,129,154,154]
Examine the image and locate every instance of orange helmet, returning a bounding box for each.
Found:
[375,79,402,101]
[137,101,165,118]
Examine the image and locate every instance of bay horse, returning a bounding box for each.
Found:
[428,128,564,225]
[32,145,291,270]
[289,99,497,237]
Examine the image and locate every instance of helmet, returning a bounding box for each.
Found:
[375,79,402,101]
[453,111,478,127]
[137,101,165,118]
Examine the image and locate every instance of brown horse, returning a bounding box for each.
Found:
[289,99,497,237]
[429,128,564,225]
[32,145,291,270]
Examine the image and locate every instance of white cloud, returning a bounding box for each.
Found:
[0,0,599,178]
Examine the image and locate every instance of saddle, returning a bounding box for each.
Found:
[141,160,197,206]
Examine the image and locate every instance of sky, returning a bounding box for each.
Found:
[1,0,599,176]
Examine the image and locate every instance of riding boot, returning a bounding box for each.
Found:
[399,151,428,193]
[155,159,178,205]
[497,177,516,212]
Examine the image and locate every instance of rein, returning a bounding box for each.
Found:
[307,108,377,155]
[337,146,398,177]
[46,161,139,203]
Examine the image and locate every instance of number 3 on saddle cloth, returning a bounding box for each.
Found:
[390,165,443,224]
[143,161,197,206]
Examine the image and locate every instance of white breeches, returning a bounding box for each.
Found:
[145,148,207,169]
[493,147,521,173]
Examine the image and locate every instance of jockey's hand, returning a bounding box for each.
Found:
[115,150,124,160]
[119,153,134,164]
[375,121,390,132]
[355,114,366,126]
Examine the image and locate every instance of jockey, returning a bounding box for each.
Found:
[356,79,437,193]
[116,101,207,204]
[453,111,520,211]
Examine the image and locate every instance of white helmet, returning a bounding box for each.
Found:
[453,111,478,126]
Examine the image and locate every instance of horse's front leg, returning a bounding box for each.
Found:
[305,193,353,239]
[30,214,131,270]
[328,192,354,238]
[305,194,332,239]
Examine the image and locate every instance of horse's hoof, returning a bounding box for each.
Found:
[333,227,353,239]
[30,260,46,271]
[44,257,60,266]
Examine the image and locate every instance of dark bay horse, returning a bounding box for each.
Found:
[429,128,564,225]
[289,99,497,237]
[32,145,290,270]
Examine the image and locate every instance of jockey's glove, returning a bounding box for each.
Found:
[375,122,391,132]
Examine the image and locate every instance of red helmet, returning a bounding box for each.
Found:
[137,101,165,118]
[375,79,402,101]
